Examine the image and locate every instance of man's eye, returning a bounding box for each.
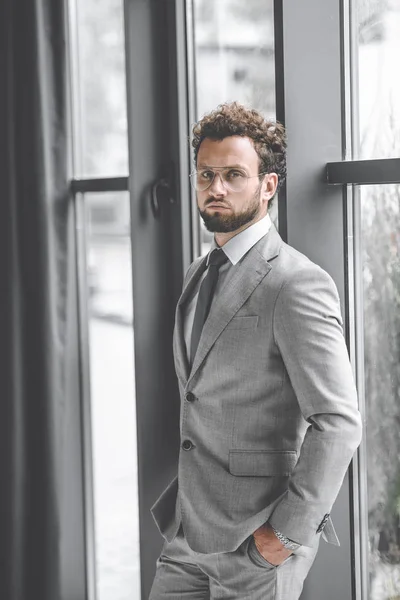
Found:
[199,171,213,180]
[226,170,245,180]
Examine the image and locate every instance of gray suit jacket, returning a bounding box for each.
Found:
[151,222,362,554]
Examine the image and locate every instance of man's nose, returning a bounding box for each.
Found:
[208,172,227,195]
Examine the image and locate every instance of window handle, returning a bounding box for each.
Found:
[150,163,176,219]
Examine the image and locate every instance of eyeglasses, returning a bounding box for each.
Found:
[189,167,270,193]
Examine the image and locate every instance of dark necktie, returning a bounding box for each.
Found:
[190,248,229,365]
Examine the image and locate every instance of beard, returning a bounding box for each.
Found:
[198,188,262,233]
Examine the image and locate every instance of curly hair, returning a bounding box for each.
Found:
[192,102,287,193]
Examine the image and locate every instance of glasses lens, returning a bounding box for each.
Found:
[222,169,247,192]
[194,170,214,191]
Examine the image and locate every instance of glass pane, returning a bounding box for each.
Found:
[355,0,400,159]
[192,0,275,118]
[190,0,277,256]
[359,184,400,599]
[85,192,140,600]
[75,0,129,177]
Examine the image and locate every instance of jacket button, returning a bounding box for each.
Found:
[182,439,194,451]
[317,513,330,533]
[185,392,196,402]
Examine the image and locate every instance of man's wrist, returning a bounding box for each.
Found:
[269,524,301,552]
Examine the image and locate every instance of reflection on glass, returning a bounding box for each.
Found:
[75,0,128,177]
[85,192,140,600]
[360,184,400,599]
[191,0,277,256]
[356,0,400,159]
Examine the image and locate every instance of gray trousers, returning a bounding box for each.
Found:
[149,524,320,600]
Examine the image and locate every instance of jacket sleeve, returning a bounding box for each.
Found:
[268,262,362,546]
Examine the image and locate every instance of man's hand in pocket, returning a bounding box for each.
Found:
[252,523,293,566]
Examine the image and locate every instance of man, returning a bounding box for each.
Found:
[149,102,362,599]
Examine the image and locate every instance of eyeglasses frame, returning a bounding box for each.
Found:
[189,167,273,193]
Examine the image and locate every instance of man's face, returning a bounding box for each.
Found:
[196,136,274,234]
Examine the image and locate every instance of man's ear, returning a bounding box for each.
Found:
[262,173,278,201]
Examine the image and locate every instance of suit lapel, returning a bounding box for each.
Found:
[174,222,283,388]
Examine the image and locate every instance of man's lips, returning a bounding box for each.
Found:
[206,204,230,209]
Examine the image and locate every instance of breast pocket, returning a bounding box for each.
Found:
[224,316,259,331]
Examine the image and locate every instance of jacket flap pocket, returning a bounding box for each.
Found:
[229,450,297,476]
[225,316,259,330]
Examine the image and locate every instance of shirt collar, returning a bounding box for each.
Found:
[206,213,272,266]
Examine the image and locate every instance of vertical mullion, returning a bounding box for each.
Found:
[341,1,369,599]
[175,0,195,271]
[279,1,354,598]
[66,0,97,594]
[341,0,353,162]
[273,0,287,242]
[66,0,83,176]
[74,192,97,600]
[344,182,362,600]
[349,0,360,161]
[351,182,369,600]
[185,0,200,263]
[340,3,361,600]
